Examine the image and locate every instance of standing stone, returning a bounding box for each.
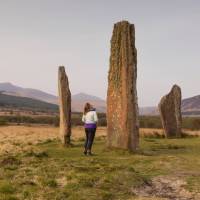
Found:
[158,85,182,138]
[107,21,139,151]
[58,66,71,146]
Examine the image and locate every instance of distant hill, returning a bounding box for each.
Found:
[0,82,106,112]
[0,82,58,104]
[139,107,158,116]
[139,95,200,116]
[182,95,200,115]
[72,93,106,112]
[1,83,200,115]
[0,93,58,113]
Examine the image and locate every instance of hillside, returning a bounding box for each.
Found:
[0,82,58,104]
[1,83,200,115]
[0,83,106,112]
[182,95,200,115]
[139,107,158,116]
[0,93,58,113]
[139,95,200,116]
[72,93,106,112]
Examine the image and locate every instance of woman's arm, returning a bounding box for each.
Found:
[93,111,98,123]
[82,114,86,123]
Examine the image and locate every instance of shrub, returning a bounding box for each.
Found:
[0,117,8,126]
[191,119,200,130]
[139,116,162,129]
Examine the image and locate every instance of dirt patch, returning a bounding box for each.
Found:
[133,176,200,200]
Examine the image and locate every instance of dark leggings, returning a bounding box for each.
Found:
[84,128,96,151]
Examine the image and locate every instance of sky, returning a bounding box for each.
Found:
[0,0,200,106]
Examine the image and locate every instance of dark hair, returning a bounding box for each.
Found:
[84,102,92,115]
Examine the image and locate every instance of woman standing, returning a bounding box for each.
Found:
[82,103,98,155]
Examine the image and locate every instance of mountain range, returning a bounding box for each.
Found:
[0,82,200,115]
[139,96,200,116]
[0,92,58,113]
[0,82,58,104]
[0,82,106,113]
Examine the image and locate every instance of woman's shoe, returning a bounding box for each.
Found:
[83,151,87,155]
[87,152,93,156]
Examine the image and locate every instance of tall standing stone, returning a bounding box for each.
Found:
[58,66,71,146]
[159,85,182,138]
[107,21,139,151]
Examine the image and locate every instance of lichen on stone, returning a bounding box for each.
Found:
[107,21,139,151]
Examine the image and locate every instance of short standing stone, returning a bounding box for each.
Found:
[107,21,139,151]
[58,66,71,145]
[159,85,182,138]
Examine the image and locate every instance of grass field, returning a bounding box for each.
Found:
[0,126,200,199]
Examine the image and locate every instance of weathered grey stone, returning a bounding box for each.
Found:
[58,66,71,145]
[107,21,139,151]
[159,85,182,138]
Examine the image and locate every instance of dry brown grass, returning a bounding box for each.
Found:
[0,125,106,155]
[0,125,199,156]
[140,128,164,137]
[140,128,200,137]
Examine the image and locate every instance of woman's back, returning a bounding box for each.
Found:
[82,110,98,124]
[82,103,98,156]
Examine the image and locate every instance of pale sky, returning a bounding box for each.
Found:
[0,0,199,106]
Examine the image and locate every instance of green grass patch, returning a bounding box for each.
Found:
[0,181,16,194]
[0,137,200,199]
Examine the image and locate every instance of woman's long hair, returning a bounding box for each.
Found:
[84,102,92,115]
